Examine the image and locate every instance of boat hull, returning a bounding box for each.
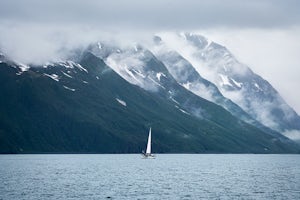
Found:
[141,154,155,159]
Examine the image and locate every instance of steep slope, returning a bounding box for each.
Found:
[151,36,255,122]
[0,52,298,153]
[89,42,247,126]
[90,42,288,140]
[150,36,286,139]
[158,32,300,141]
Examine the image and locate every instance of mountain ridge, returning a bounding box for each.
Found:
[0,33,300,153]
[155,32,300,142]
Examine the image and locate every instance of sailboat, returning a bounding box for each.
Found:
[142,127,155,159]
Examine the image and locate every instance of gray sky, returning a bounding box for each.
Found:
[1,0,300,29]
[0,0,300,113]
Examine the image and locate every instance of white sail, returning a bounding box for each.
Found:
[146,127,151,154]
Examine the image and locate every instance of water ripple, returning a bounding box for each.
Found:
[1,154,300,199]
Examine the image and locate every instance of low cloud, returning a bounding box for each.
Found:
[0,23,153,65]
[0,23,99,64]
[283,129,300,141]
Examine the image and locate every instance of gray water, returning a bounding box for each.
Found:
[1,154,300,200]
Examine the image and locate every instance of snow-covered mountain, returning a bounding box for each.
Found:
[88,42,219,120]
[156,32,300,141]
[85,35,300,142]
[1,31,300,154]
[89,41,261,129]
[89,42,172,92]
[150,36,256,123]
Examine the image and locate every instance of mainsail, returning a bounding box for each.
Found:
[142,127,155,158]
[146,127,151,154]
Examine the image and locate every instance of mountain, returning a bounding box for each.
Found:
[151,37,262,128]
[0,33,300,153]
[90,39,287,140]
[157,32,300,142]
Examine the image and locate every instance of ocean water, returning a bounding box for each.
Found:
[1,154,300,200]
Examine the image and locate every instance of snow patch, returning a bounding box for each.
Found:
[205,40,212,49]
[230,78,243,88]
[170,97,179,104]
[218,74,232,87]
[63,85,75,91]
[175,105,190,115]
[104,47,162,92]
[179,108,190,115]
[73,62,88,73]
[132,69,146,78]
[105,57,143,87]
[60,61,88,73]
[182,82,192,90]
[17,63,30,72]
[148,76,165,89]
[97,42,102,49]
[156,72,166,81]
[254,83,263,91]
[61,71,73,78]
[44,73,59,82]
[124,66,143,84]
[59,61,74,69]
[116,98,127,106]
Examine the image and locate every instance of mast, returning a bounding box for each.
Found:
[146,127,151,154]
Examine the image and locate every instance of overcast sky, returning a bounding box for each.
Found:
[0,0,300,113]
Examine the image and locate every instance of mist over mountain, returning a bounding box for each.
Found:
[0,32,300,153]
[155,32,300,141]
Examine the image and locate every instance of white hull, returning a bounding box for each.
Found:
[141,153,155,159]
